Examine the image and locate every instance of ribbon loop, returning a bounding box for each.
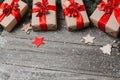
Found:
[67,2,82,17]
[3,3,12,16]
[33,2,48,17]
[98,0,118,14]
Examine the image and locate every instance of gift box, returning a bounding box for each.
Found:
[62,0,90,31]
[0,0,28,32]
[90,0,120,37]
[31,0,57,31]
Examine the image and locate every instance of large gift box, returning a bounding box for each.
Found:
[31,0,57,31]
[90,0,120,37]
[62,0,90,31]
[0,0,28,32]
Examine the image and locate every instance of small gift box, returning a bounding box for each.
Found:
[90,0,120,37]
[31,0,57,31]
[0,0,28,32]
[62,0,90,31]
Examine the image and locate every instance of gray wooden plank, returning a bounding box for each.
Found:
[0,37,120,78]
[0,63,115,80]
[1,19,116,46]
[0,0,120,79]
[0,0,119,79]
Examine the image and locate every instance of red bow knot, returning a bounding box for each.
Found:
[2,3,12,16]
[98,0,119,14]
[65,2,83,17]
[34,2,49,17]
[12,3,20,11]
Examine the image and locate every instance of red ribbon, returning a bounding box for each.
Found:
[98,0,120,31]
[63,0,86,30]
[32,0,56,31]
[0,0,21,22]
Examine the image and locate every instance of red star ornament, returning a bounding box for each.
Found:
[32,37,45,47]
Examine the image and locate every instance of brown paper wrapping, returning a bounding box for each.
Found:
[61,0,90,31]
[90,0,120,37]
[31,0,57,31]
[0,0,28,32]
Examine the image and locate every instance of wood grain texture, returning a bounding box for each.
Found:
[0,63,115,80]
[0,37,120,78]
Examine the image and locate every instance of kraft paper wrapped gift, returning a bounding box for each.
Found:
[90,0,120,37]
[31,0,57,31]
[62,0,90,31]
[0,0,28,32]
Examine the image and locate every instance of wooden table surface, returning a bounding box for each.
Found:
[0,0,120,80]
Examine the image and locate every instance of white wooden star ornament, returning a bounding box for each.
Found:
[100,41,117,55]
[21,23,32,34]
[100,44,112,55]
[82,34,95,44]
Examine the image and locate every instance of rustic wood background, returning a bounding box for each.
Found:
[0,0,120,79]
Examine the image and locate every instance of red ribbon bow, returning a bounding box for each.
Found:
[0,0,21,22]
[63,0,86,30]
[32,0,56,31]
[98,0,120,31]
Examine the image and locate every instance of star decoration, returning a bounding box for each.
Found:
[21,23,32,34]
[100,44,112,55]
[32,37,45,48]
[82,34,95,44]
